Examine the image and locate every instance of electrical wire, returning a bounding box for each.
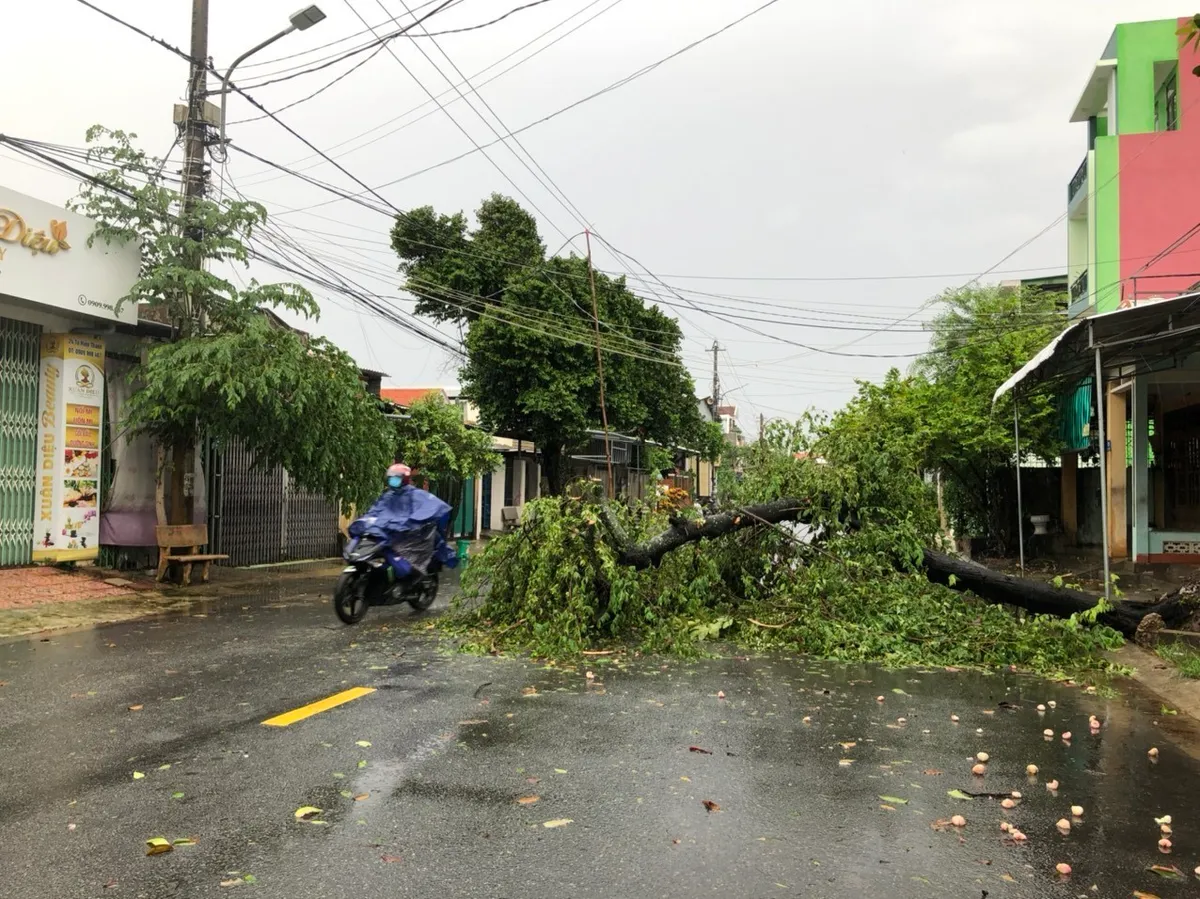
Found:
[272,0,784,216]
[231,0,560,90]
[236,0,625,179]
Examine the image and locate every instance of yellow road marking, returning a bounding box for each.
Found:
[262,687,376,727]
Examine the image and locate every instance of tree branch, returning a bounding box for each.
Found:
[607,498,811,570]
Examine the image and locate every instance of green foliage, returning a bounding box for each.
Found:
[798,285,1064,544]
[71,126,392,510]
[392,195,712,492]
[1158,641,1200,679]
[395,394,501,484]
[448,495,1124,678]
[126,317,393,512]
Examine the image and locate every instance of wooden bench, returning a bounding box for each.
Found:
[155,524,229,586]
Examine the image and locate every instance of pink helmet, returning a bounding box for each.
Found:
[387,463,412,480]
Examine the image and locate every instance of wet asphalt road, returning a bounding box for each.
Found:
[3,579,1200,898]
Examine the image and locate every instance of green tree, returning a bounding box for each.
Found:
[394,393,501,521]
[391,196,715,494]
[912,284,1063,540]
[73,127,392,514]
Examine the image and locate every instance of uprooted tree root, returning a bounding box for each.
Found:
[444,496,1139,678]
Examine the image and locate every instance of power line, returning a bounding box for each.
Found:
[236,0,626,178]
[232,0,559,90]
[272,0,784,217]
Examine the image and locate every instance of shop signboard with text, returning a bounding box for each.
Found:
[33,334,105,562]
[0,185,139,324]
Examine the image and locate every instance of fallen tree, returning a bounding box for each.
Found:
[450,493,1166,674]
[601,498,1193,639]
[922,548,1193,638]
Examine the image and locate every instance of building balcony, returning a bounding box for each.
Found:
[1122,273,1200,307]
[1067,156,1087,206]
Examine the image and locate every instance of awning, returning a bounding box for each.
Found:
[994,292,1200,403]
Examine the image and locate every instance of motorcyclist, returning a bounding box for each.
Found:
[359,463,456,579]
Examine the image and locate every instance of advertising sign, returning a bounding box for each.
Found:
[32,334,105,562]
[0,185,140,324]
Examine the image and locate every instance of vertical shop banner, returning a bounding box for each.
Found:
[32,334,105,562]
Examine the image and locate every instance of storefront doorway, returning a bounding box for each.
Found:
[0,316,41,566]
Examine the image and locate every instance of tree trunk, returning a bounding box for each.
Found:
[597,497,1195,638]
[168,437,195,526]
[541,440,565,496]
[921,548,1193,637]
[605,498,811,570]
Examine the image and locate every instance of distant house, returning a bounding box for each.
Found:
[379,386,449,407]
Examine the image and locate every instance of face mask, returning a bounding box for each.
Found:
[387,476,403,488]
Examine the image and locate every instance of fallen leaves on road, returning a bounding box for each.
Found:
[923,769,943,776]
[172,838,196,846]
[516,795,540,805]
[102,880,118,889]
[879,796,909,805]
[172,792,185,800]
[294,806,322,821]
[554,768,567,774]
[701,800,721,813]
[880,804,896,812]
[999,874,1017,884]
[543,818,573,828]
[521,686,538,696]
[947,790,974,801]
[1147,864,1185,880]
[840,742,857,750]
[1133,892,1163,899]
[353,793,369,802]
[357,760,368,769]
[132,772,145,780]
[128,704,143,711]
[838,759,854,767]
[381,854,402,864]
[355,740,371,748]
[689,746,712,755]
[891,688,909,696]
[145,838,172,856]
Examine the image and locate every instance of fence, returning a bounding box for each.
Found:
[205,440,341,567]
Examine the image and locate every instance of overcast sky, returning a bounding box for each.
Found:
[3,0,1187,430]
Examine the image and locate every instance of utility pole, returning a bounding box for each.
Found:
[171,0,212,525]
[759,412,765,463]
[585,231,614,499]
[711,341,721,500]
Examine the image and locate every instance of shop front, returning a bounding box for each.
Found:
[0,185,139,565]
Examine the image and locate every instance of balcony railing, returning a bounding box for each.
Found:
[1068,156,1087,204]
[1070,269,1088,303]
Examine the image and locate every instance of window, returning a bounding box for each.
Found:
[1155,64,1179,132]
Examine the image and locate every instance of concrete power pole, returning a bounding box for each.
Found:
[171,0,212,525]
[711,342,721,500]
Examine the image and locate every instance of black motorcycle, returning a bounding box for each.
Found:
[332,535,441,625]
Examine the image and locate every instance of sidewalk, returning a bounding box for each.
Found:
[0,560,345,640]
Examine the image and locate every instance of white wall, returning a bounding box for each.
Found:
[489,466,505,531]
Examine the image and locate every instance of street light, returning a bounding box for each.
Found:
[217,5,326,147]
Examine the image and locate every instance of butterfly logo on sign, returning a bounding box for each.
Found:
[0,209,71,257]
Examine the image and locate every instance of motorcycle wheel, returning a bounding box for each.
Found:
[408,571,440,612]
[333,571,370,625]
